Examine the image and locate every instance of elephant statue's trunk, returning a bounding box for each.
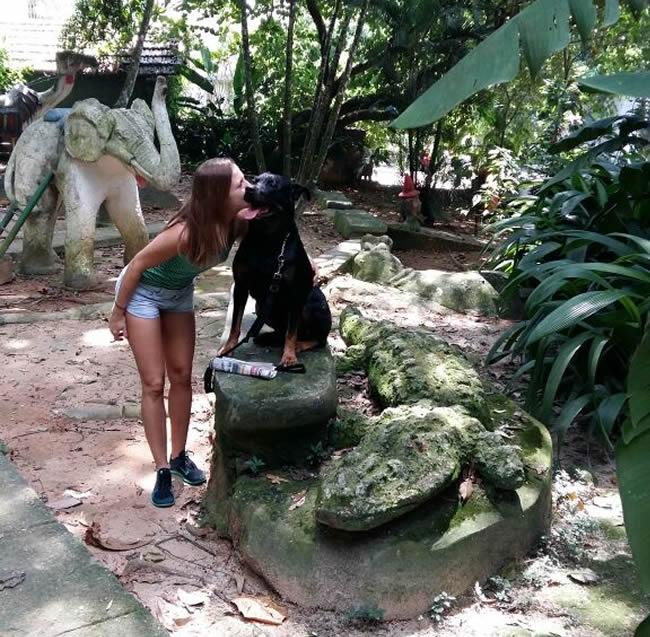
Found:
[131,76,180,192]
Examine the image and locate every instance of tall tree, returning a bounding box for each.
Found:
[308,0,370,184]
[114,0,156,107]
[238,0,266,172]
[281,0,297,176]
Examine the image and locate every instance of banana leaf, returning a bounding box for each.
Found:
[616,431,650,592]
[579,72,650,97]
[391,0,648,129]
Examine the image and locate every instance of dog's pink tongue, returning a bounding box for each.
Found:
[238,208,258,220]
[238,207,264,221]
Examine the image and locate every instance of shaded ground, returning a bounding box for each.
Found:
[0,175,647,636]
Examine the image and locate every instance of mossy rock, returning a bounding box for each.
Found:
[390,268,499,316]
[211,401,552,619]
[340,307,490,421]
[328,408,373,449]
[317,401,525,531]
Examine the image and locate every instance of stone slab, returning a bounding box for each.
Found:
[315,189,353,210]
[387,222,484,252]
[334,209,388,239]
[313,238,361,281]
[0,454,54,536]
[0,455,166,636]
[63,609,169,636]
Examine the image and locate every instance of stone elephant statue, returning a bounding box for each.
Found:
[4,76,180,289]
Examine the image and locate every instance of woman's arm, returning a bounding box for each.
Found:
[109,224,185,339]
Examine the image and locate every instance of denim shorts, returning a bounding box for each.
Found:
[115,268,194,319]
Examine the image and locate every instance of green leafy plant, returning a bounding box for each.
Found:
[242,456,266,476]
[429,592,456,623]
[391,0,649,129]
[0,48,24,93]
[485,115,650,633]
[485,114,650,443]
[306,441,331,467]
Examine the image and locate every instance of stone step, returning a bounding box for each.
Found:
[334,209,388,239]
[0,453,167,637]
[314,189,353,210]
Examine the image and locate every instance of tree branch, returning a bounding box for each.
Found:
[306,0,327,55]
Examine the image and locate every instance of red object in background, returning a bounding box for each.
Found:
[420,152,431,169]
[398,174,419,198]
[65,74,74,85]
[136,175,147,188]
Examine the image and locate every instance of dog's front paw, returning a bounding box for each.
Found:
[280,351,298,367]
[218,338,240,357]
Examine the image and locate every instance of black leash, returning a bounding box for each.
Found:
[217,233,305,374]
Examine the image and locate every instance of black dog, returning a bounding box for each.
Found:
[219,173,332,367]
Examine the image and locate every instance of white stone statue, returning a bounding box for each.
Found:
[4,76,180,289]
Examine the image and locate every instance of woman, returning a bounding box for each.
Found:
[109,158,250,507]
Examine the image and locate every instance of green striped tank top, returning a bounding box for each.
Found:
[140,243,232,290]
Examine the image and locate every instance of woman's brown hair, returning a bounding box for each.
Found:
[168,158,234,266]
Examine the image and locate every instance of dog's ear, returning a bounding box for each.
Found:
[291,183,311,201]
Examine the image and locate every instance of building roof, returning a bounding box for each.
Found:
[0,19,180,75]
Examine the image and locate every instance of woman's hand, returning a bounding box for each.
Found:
[109,307,128,341]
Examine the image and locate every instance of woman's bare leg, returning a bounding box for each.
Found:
[161,311,196,458]
[126,313,168,468]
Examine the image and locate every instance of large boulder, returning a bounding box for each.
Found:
[317,401,525,531]
[217,394,552,619]
[340,307,490,421]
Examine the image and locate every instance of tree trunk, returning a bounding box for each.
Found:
[297,0,343,184]
[239,0,266,172]
[309,0,370,185]
[281,0,297,177]
[114,0,155,108]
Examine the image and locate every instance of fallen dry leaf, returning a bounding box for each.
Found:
[153,597,192,631]
[143,548,165,563]
[84,510,157,551]
[289,490,307,511]
[458,477,474,504]
[234,573,246,595]
[265,473,289,485]
[177,588,208,609]
[48,495,82,511]
[568,569,600,585]
[231,595,286,625]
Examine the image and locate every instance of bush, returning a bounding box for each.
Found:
[484,114,650,443]
[0,48,23,93]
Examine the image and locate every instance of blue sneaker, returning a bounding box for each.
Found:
[170,450,206,486]
[151,468,175,507]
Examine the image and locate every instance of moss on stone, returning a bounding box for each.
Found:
[317,401,524,532]
[335,343,368,375]
[475,431,526,490]
[329,408,373,449]
[340,307,490,421]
